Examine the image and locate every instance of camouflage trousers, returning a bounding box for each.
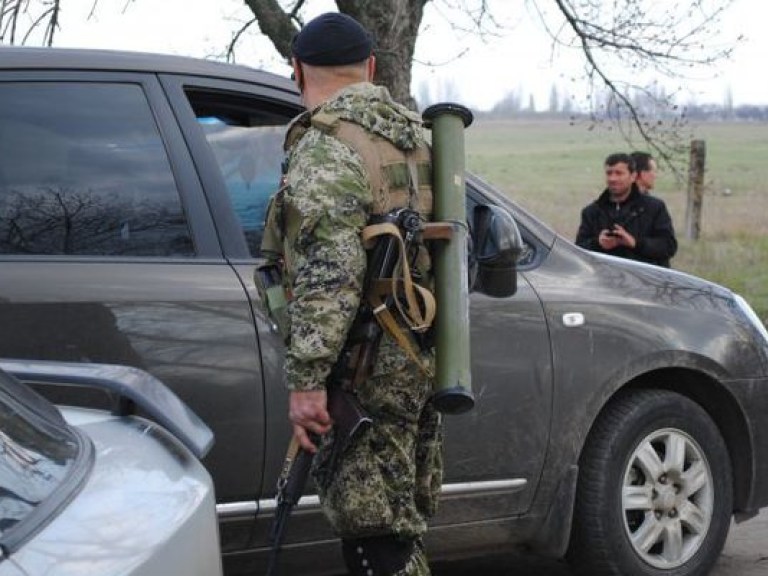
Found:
[314,338,442,574]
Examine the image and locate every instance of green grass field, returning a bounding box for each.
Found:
[464,118,768,323]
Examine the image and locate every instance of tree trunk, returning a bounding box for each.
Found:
[243,0,426,110]
[337,0,427,109]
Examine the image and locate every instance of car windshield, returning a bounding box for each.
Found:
[0,370,83,550]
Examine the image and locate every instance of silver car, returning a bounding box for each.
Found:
[0,360,222,576]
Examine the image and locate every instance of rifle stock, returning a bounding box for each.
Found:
[327,383,373,459]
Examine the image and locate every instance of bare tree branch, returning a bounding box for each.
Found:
[241,0,301,63]
[532,0,737,176]
[43,0,59,45]
[86,0,98,20]
[225,16,258,63]
[22,4,54,44]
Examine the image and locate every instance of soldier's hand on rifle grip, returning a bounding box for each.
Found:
[289,389,332,452]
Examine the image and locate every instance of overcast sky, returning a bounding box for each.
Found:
[44,0,766,111]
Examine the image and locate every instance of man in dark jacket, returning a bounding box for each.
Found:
[576,152,677,267]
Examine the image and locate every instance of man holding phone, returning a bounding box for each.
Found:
[575,152,677,267]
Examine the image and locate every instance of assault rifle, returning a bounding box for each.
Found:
[264,208,425,576]
[266,386,370,576]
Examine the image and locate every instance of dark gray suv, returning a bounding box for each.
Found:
[2,46,768,576]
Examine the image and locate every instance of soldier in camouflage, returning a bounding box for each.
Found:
[261,12,441,576]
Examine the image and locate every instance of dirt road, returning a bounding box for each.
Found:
[715,508,768,575]
[432,509,768,575]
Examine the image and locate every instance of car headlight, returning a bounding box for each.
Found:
[734,294,768,346]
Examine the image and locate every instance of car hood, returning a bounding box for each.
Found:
[3,409,221,576]
[548,237,736,314]
[589,247,733,298]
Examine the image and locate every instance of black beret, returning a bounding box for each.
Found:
[292,12,373,66]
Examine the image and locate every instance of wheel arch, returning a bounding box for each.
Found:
[531,362,754,558]
[602,367,753,513]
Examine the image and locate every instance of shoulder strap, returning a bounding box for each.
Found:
[361,221,435,375]
[284,111,312,151]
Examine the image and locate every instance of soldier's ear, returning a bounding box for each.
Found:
[291,58,305,92]
[366,55,376,82]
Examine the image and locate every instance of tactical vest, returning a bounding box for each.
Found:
[309,111,434,285]
[268,112,433,220]
[311,112,433,219]
[260,110,436,367]
[264,110,434,284]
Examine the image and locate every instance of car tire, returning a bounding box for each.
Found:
[567,389,732,576]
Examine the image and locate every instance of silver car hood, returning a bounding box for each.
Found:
[1,409,222,576]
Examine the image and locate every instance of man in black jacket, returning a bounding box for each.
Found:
[576,152,677,267]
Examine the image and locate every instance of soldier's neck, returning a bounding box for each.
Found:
[303,81,358,110]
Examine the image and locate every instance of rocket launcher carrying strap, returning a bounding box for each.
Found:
[362,220,433,365]
[359,212,455,376]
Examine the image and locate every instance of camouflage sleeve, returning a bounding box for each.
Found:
[283,131,371,392]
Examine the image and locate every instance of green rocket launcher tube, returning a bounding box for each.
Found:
[422,103,475,414]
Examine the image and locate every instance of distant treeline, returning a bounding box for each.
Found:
[474,102,768,122]
[415,81,768,122]
[681,104,768,121]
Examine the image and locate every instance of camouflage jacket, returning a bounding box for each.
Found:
[270,82,429,392]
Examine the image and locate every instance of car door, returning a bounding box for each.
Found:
[158,74,316,550]
[0,70,266,508]
[430,189,554,525]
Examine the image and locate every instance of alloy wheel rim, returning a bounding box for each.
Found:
[621,427,714,569]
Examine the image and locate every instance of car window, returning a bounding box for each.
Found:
[0,83,194,257]
[186,90,290,258]
[0,371,86,551]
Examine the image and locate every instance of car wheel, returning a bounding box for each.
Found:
[567,389,732,576]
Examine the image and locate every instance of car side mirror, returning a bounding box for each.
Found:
[471,205,522,298]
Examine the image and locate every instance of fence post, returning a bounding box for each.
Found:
[685,140,706,241]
